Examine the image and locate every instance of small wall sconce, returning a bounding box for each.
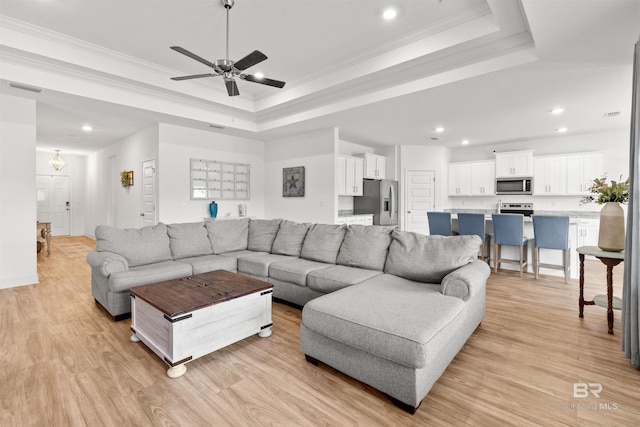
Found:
[121,170,134,187]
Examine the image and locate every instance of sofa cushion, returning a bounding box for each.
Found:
[336,225,394,271]
[109,260,192,293]
[167,221,213,259]
[238,253,294,277]
[178,254,237,275]
[300,224,346,264]
[96,223,172,267]
[271,220,311,257]
[269,259,333,287]
[302,274,465,369]
[205,218,250,254]
[384,230,481,283]
[248,219,282,252]
[306,265,382,293]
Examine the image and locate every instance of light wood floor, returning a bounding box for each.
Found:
[1,236,638,426]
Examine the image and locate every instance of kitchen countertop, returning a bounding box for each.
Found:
[338,210,374,217]
[448,209,599,220]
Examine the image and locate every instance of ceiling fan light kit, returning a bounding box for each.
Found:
[170,0,285,97]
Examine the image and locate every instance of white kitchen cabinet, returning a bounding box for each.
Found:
[471,161,495,195]
[448,163,472,196]
[495,150,534,177]
[362,153,386,180]
[566,153,604,195]
[577,219,599,247]
[534,155,567,195]
[338,156,364,196]
[449,161,494,196]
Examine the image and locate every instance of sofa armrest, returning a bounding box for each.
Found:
[87,250,129,277]
[440,259,490,301]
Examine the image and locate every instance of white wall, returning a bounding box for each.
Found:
[85,124,159,234]
[35,151,87,236]
[448,130,630,211]
[0,94,38,289]
[264,128,337,224]
[158,123,265,223]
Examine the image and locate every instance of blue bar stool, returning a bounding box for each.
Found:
[491,213,529,276]
[427,212,452,236]
[458,213,491,265]
[531,215,570,283]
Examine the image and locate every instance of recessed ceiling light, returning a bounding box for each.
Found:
[382,8,397,20]
[551,107,564,114]
[254,72,264,79]
[557,127,568,133]
[435,127,445,133]
[82,125,93,132]
[461,139,470,145]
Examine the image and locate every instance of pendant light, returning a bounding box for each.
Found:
[50,150,66,171]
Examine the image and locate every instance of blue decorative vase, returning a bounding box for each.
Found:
[209,201,218,218]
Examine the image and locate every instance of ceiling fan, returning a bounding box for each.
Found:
[170,0,285,97]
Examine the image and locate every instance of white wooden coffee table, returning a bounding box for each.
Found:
[130,270,273,378]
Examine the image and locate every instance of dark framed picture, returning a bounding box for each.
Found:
[283,166,305,197]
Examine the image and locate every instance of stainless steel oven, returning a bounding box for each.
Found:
[499,202,534,217]
[496,177,533,195]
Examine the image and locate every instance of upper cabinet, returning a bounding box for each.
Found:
[448,160,495,196]
[534,156,567,195]
[471,161,495,195]
[338,155,364,196]
[361,153,386,180]
[495,150,534,177]
[448,163,472,196]
[566,153,604,195]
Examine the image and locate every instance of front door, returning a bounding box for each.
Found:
[404,170,435,235]
[37,175,71,236]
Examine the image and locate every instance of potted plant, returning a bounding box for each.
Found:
[581,175,629,251]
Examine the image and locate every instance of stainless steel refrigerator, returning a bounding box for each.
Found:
[353,179,398,225]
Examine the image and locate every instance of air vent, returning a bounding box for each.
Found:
[429,137,441,141]
[604,111,621,118]
[9,82,44,93]
[209,124,225,129]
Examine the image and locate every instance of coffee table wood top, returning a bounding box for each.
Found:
[130,270,273,318]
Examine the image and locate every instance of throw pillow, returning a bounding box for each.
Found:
[205,218,250,254]
[248,218,282,252]
[336,225,394,271]
[271,220,311,256]
[95,223,172,267]
[300,223,347,264]
[384,230,481,283]
[167,221,213,259]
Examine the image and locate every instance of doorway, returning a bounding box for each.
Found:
[404,170,435,235]
[36,175,70,236]
[141,159,157,227]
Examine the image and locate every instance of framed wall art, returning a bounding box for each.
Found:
[283,166,305,197]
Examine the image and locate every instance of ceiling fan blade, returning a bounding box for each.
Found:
[225,79,239,96]
[170,46,217,69]
[170,73,219,81]
[242,74,286,88]
[234,50,268,71]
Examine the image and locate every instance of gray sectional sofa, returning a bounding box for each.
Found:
[87,217,490,412]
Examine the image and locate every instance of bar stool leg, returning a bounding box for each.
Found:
[493,244,499,273]
[519,246,524,277]
[534,247,539,279]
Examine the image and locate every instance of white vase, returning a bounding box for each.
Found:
[598,202,625,252]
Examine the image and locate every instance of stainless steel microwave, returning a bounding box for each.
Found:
[496,177,533,195]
